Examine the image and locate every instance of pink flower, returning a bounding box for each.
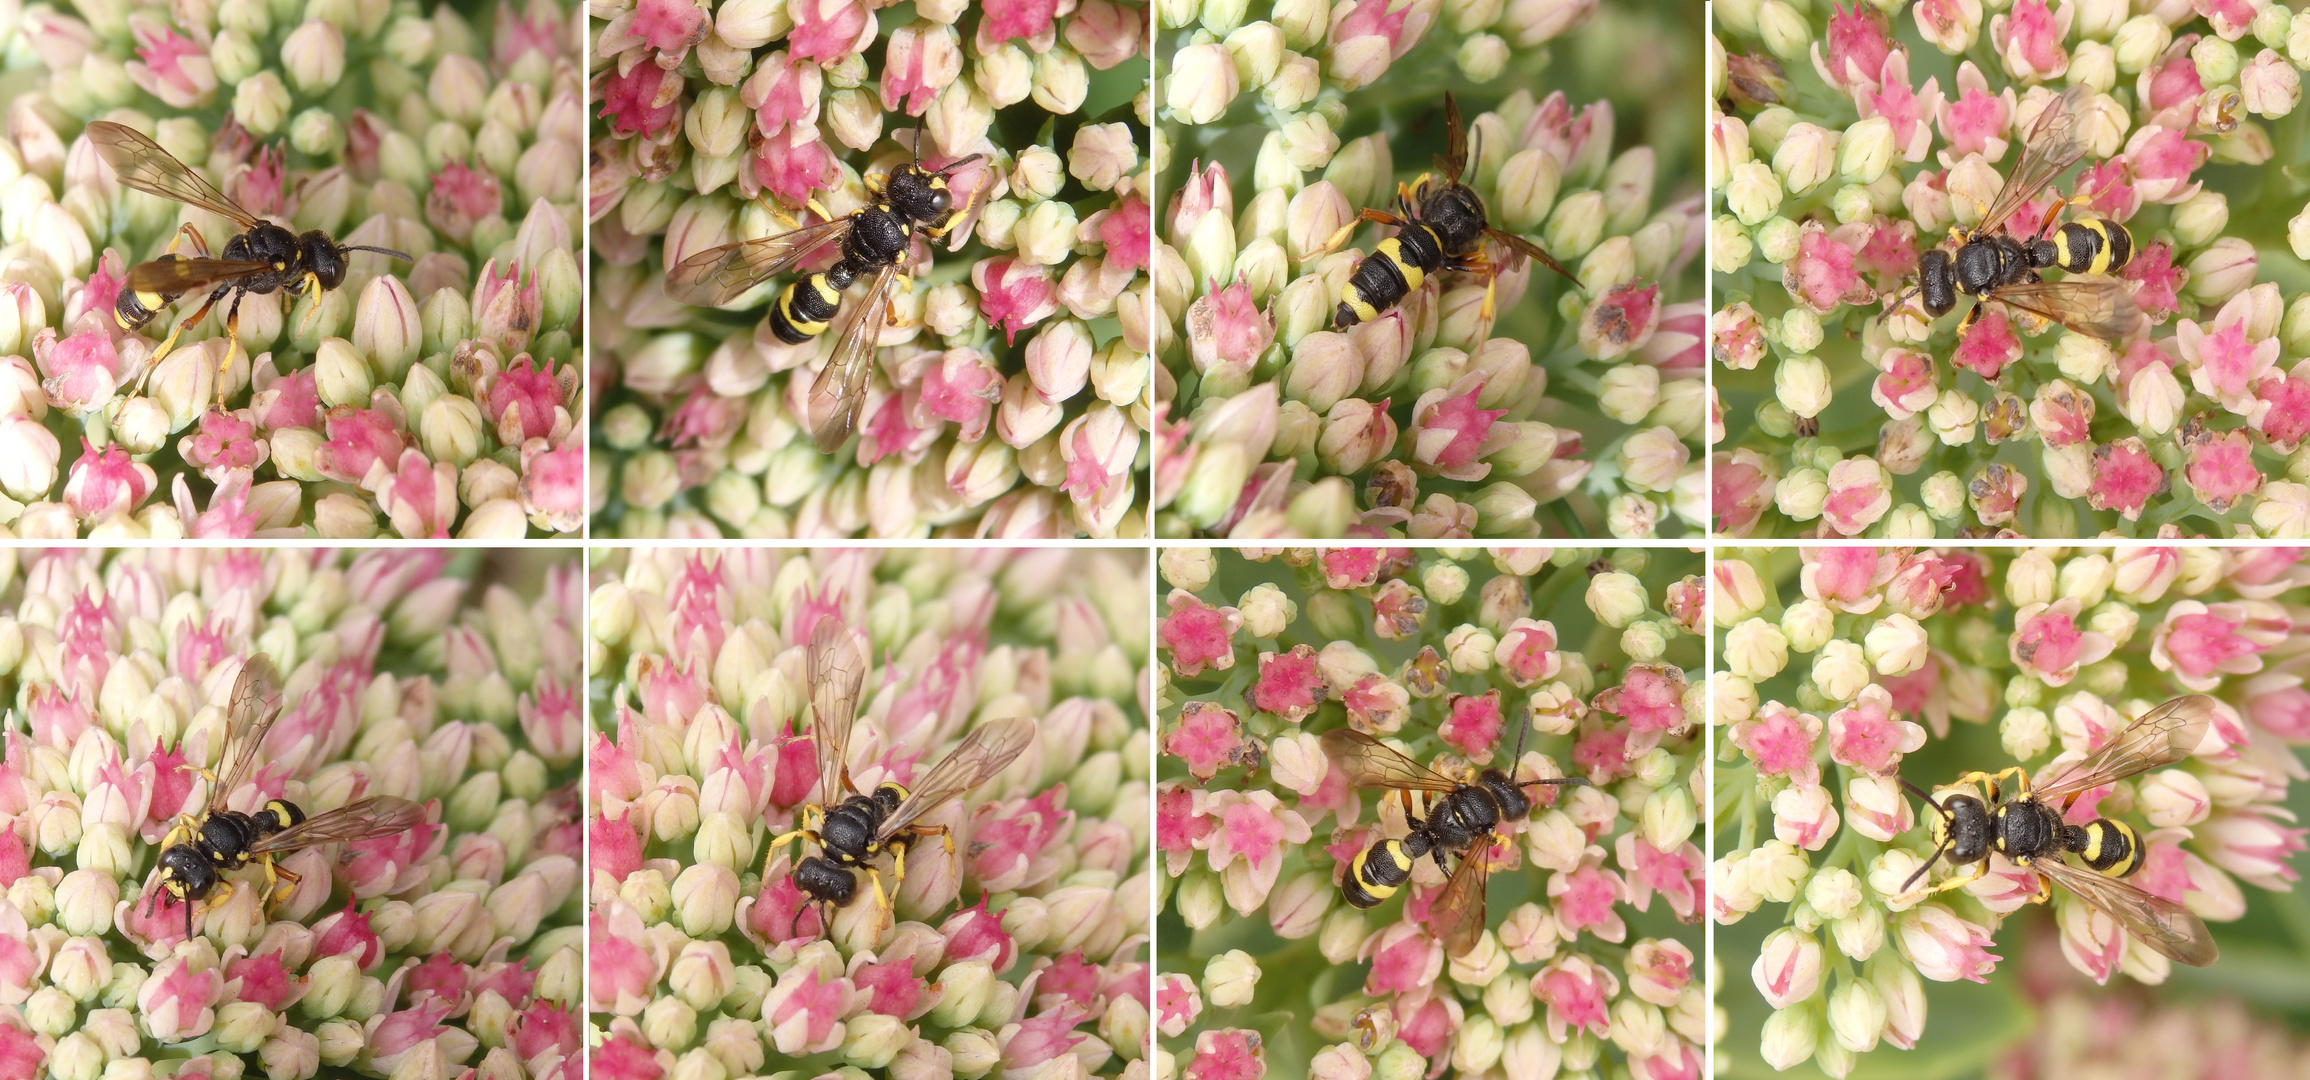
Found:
[1813,2,1893,90]
[786,0,870,63]
[179,409,267,479]
[1249,645,1324,722]
[1185,278,1273,383]
[980,0,1061,45]
[37,326,126,413]
[915,349,1003,440]
[1183,1029,1264,1080]
[975,258,1061,345]
[368,1001,453,1075]
[2254,363,2310,449]
[596,63,679,137]
[1618,832,1703,920]
[1318,547,1383,589]
[1550,856,1629,942]
[1872,347,1938,419]
[1712,449,1777,537]
[1896,904,2002,982]
[472,257,543,356]
[312,899,383,970]
[1595,664,1687,736]
[61,439,156,522]
[746,52,819,139]
[0,1024,38,1080]
[1753,927,1824,1008]
[2009,597,2114,686]
[2199,806,2308,889]
[2127,126,2208,204]
[252,367,320,430]
[316,407,408,484]
[126,19,216,109]
[1532,955,1618,1041]
[1827,685,1927,773]
[591,1034,664,1080]
[425,161,502,245]
[1331,0,1432,62]
[1950,306,2022,379]
[1579,279,1661,361]
[763,965,853,1056]
[1801,547,1895,613]
[2121,242,2186,320]
[1732,702,1822,786]
[1001,1005,1090,1073]
[969,787,1073,893]
[1496,619,1562,687]
[1407,375,1509,482]
[879,24,954,115]
[1782,222,1875,313]
[1101,193,1151,274]
[137,957,223,1041]
[1161,591,1241,678]
[1989,0,2071,82]
[629,0,706,59]
[2178,308,2280,416]
[1155,973,1201,1038]
[1201,789,1310,892]
[520,441,584,532]
[940,896,1015,972]
[2184,429,2262,511]
[1821,457,1893,536]
[512,1002,578,1065]
[2088,437,2166,520]
[1165,701,1245,781]
[2153,600,2280,690]
[1855,52,1942,163]
[1438,690,1505,758]
[367,448,458,538]
[751,129,838,206]
[589,899,665,1016]
[1937,62,2014,162]
[1360,921,1443,996]
[487,356,569,444]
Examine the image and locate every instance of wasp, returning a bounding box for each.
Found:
[1899,83,2142,344]
[143,655,426,941]
[1322,720,1588,956]
[1897,694,2218,967]
[766,616,1035,935]
[664,136,982,452]
[87,122,413,378]
[1328,93,1577,332]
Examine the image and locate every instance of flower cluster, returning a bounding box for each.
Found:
[1996,926,2310,1077]
[1155,547,1706,1080]
[0,0,585,538]
[0,547,585,1080]
[586,548,1153,1080]
[589,0,1154,539]
[1711,546,2310,1074]
[1153,0,1706,540]
[1711,0,2310,538]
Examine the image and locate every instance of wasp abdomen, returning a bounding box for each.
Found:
[1343,838,1415,908]
[1335,224,1448,329]
[2044,219,2134,275]
[771,273,846,344]
[2070,818,2146,876]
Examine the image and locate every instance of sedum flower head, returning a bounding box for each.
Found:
[1158,547,1704,1078]
[0,0,584,539]
[0,547,583,1080]
[586,548,1152,1079]
[1155,0,1706,539]
[1713,545,2310,1073]
[1713,1,2310,539]
[588,0,1155,539]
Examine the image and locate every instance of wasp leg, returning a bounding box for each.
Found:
[762,804,827,880]
[146,287,227,368]
[217,288,247,381]
[162,223,214,259]
[1920,861,1988,896]
[1946,767,2031,802]
[263,858,303,908]
[1322,208,1413,256]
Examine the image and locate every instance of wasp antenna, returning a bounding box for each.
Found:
[1896,775,1949,816]
[340,245,413,261]
[933,153,985,177]
[1899,835,1952,894]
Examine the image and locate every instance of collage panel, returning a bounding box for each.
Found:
[1712,546,2310,1077]
[1153,0,1705,541]
[586,2,1155,540]
[585,548,1154,1078]
[1154,547,1705,1078]
[1711,2,2310,541]
[0,0,584,540]
[0,547,585,1080]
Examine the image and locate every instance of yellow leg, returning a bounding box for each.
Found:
[262,858,302,908]
[762,805,826,879]
[1945,767,2030,801]
[1917,861,1988,898]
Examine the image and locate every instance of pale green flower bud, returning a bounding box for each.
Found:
[1542,189,1604,258]
[232,71,291,134]
[281,19,345,93]
[2114,14,2173,72]
[1724,162,1782,225]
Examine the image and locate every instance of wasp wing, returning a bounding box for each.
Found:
[1975,82,2095,237]
[807,262,899,452]
[209,656,285,809]
[87,121,262,228]
[807,615,865,803]
[1429,843,1493,957]
[2035,695,2216,802]
[244,796,428,854]
[126,257,275,295]
[1439,93,1469,184]
[876,715,1036,841]
[1320,729,1463,793]
[2034,855,2217,967]
[664,218,852,307]
[1989,278,2144,342]
[1486,228,1578,283]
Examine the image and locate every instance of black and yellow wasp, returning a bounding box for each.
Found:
[664,139,982,452]
[1329,93,1576,331]
[1322,724,1587,956]
[144,655,425,940]
[1897,694,2218,967]
[1899,83,2142,344]
[88,122,412,377]
[766,616,1034,936]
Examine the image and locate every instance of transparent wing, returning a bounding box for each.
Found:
[807,615,865,803]
[1320,729,1462,793]
[244,796,427,854]
[211,656,285,807]
[1429,844,1491,957]
[1990,278,2144,342]
[1975,83,2095,237]
[877,715,1037,840]
[2035,856,2218,967]
[663,218,852,306]
[126,257,273,294]
[1439,93,1469,183]
[86,121,260,227]
[1487,228,1578,283]
[807,262,899,452]
[2036,695,2216,801]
